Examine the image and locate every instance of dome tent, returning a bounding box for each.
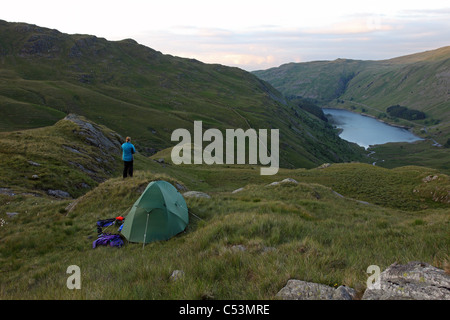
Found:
[121,180,188,244]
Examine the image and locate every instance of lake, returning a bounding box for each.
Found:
[323,108,423,149]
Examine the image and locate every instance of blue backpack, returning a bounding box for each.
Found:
[92,233,124,248]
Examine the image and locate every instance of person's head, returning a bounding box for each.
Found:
[126,137,131,143]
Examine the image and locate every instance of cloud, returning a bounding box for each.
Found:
[303,16,395,35]
[96,4,450,70]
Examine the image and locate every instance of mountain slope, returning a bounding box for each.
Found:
[0,20,365,169]
[253,47,450,143]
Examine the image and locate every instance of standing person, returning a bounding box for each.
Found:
[122,137,136,178]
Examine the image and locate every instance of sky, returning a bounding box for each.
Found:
[2,0,450,71]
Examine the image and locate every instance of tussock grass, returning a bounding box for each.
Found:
[1,166,448,299]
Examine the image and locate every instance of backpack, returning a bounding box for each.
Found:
[93,233,124,248]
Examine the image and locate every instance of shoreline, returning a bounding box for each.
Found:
[323,107,425,149]
[323,106,413,130]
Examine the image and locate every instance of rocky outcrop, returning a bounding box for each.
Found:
[362,261,450,300]
[64,114,123,153]
[62,114,124,183]
[277,262,450,300]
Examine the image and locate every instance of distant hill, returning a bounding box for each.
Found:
[0,20,365,169]
[253,47,450,143]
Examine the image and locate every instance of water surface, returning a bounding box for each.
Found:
[323,108,423,149]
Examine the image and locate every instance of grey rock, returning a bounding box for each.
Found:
[276,280,337,300]
[170,270,185,281]
[30,174,39,180]
[27,160,40,166]
[6,212,19,218]
[333,285,357,300]
[0,188,16,196]
[232,187,244,194]
[47,189,72,199]
[267,178,298,187]
[68,161,96,175]
[362,261,450,300]
[183,191,211,199]
[422,175,439,183]
[175,183,187,192]
[63,114,123,151]
[281,178,298,184]
[62,145,82,154]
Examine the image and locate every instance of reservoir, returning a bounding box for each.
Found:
[323,108,423,149]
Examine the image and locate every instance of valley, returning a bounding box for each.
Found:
[0,20,448,300]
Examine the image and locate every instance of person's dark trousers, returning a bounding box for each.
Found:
[123,160,133,178]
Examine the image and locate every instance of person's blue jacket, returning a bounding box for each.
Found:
[121,142,136,161]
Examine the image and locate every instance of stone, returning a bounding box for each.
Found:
[422,175,439,183]
[276,280,337,300]
[281,178,298,184]
[0,188,16,196]
[333,285,357,300]
[47,189,72,198]
[362,261,450,300]
[170,270,185,281]
[232,187,244,194]
[62,145,82,154]
[183,191,211,199]
[6,212,19,218]
[267,178,298,186]
[175,183,187,191]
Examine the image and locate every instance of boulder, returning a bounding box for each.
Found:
[267,178,298,186]
[276,280,356,300]
[47,189,72,199]
[362,261,450,300]
[183,191,211,199]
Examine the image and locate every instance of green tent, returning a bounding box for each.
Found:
[121,180,189,244]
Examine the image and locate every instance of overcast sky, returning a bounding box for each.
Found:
[2,0,450,71]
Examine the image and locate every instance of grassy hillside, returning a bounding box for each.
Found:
[0,117,449,299]
[1,162,448,299]
[0,19,365,169]
[0,21,448,301]
[253,47,450,144]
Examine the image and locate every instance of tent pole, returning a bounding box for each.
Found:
[143,212,150,249]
